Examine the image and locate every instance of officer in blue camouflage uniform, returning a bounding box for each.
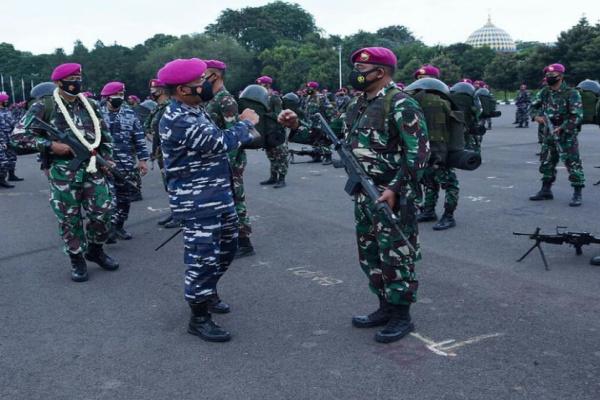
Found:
[99,81,149,241]
[158,58,259,342]
[529,63,585,207]
[206,60,255,257]
[281,47,430,343]
[0,93,16,188]
[515,84,531,128]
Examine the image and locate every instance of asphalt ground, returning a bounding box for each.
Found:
[1,104,599,400]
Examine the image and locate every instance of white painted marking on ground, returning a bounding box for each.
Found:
[410,332,504,357]
[486,176,497,179]
[250,261,271,268]
[146,206,170,213]
[526,161,538,165]
[491,185,514,190]
[286,267,343,286]
[465,196,491,203]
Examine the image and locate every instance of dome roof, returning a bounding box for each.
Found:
[466,16,516,52]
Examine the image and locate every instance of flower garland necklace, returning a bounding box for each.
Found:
[52,87,102,173]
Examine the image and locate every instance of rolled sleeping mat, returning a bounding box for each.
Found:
[446,150,481,171]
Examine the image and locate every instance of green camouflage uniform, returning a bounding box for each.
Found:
[342,82,430,305]
[265,94,289,179]
[530,82,585,187]
[145,101,168,186]
[206,87,251,239]
[302,93,336,157]
[14,97,113,255]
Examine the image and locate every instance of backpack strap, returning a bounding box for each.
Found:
[42,95,55,122]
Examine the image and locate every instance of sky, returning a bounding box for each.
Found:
[3,0,599,55]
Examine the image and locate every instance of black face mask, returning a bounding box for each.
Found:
[1,101,8,107]
[60,79,82,95]
[306,89,315,95]
[199,79,215,102]
[348,68,380,91]
[109,97,124,108]
[546,76,561,86]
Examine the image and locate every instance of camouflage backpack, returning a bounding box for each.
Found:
[238,84,285,149]
[576,80,600,125]
[476,88,500,119]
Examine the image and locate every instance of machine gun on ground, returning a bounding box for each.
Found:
[513,226,600,270]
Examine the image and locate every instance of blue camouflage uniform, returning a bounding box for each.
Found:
[100,104,149,228]
[159,99,255,304]
[0,108,17,175]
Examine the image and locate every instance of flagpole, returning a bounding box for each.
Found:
[21,78,26,101]
[9,76,15,103]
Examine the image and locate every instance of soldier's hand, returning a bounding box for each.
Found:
[278,109,299,129]
[50,141,74,156]
[240,108,259,126]
[138,160,149,176]
[377,189,397,210]
[534,116,545,124]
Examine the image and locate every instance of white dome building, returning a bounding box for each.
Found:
[466,16,516,52]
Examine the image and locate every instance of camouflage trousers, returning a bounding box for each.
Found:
[421,165,459,213]
[539,132,585,187]
[354,191,420,305]
[183,210,238,303]
[107,171,136,227]
[228,149,251,239]
[516,107,529,126]
[0,144,7,174]
[537,123,546,144]
[266,142,289,179]
[464,134,481,154]
[48,165,111,255]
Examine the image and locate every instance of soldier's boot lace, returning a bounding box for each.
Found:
[529,182,553,201]
[260,174,277,185]
[188,302,231,342]
[235,237,256,258]
[352,296,393,328]
[208,294,231,314]
[433,212,456,231]
[8,169,23,181]
[69,253,88,282]
[569,187,582,207]
[85,243,120,271]
[374,304,414,343]
[416,208,437,223]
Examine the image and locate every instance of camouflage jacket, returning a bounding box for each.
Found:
[158,99,255,220]
[302,94,335,121]
[0,108,16,146]
[530,82,583,133]
[145,101,168,157]
[14,96,113,182]
[100,104,149,172]
[515,91,531,109]
[206,87,245,162]
[343,81,430,193]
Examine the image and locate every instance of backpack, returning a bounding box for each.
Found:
[237,97,285,149]
[478,93,498,118]
[578,89,600,125]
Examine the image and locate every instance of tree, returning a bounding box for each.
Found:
[484,53,518,100]
[553,17,600,83]
[429,54,461,84]
[205,1,318,52]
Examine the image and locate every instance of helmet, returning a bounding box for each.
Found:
[30,82,56,99]
[239,84,269,109]
[475,88,490,97]
[140,99,157,111]
[576,79,600,95]
[282,92,300,109]
[450,82,476,96]
[404,78,450,96]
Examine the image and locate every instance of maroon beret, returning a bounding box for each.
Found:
[256,76,273,85]
[149,78,164,88]
[0,92,9,102]
[544,63,565,74]
[306,81,319,89]
[101,81,125,96]
[351,47,397,68]
[205,60,227,70]
[51,63,82,81]
[157,58,207,85]
[414,65,440,79]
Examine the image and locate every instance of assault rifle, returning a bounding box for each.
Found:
[311,113,415,253]
[541,113,562,152]
[513,226,600,270]
[25,116,138,190]
[288,146,325,164]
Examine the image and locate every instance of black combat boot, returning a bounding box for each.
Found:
[188,302,231,342]
[374,304,414,343]
[273,176,286,188]
[8,169,23,181]
[106,229,117,244]
[569,187,582,207]
[157,213,173,226]
[114,223,133,240]
[322,153,333,165]
[260,173,278,185]
[352,296,392,328]
[433,212,456,231]
[85,243,119,271]
[208,294,231,314]
[0,173,15,188]
[164,219,182,229]
[308,154,322,163]
[236,237,255,258]
[416,208,437,223]
[590,256,600,266]
[69,253,88,282]
[529,182,553,201]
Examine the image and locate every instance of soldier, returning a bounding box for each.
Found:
[256,75,289,187]
[280,47,430,343]
[529,63,584,207]
[475,81,493,130]
[157,58,259,342]
[334,87,352,115]
[302,81,335,165]
[409,67,459,230]
[0,93,16,188]
[99,81,149,242]
[14,62,119,281]
[145,78,178,228]
[515,84,531,128]
[451,81,482,154]
[205,60,255,257]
